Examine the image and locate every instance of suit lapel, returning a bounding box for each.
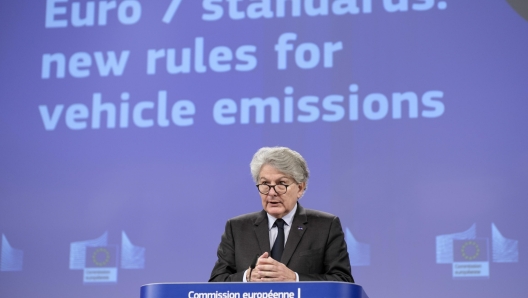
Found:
[281,203,307,265]
[254,210,270,254]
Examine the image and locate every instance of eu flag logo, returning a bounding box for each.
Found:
[85,246,117,268]
[453,239,489,262]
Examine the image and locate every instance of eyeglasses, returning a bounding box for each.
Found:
[256,184,290,195]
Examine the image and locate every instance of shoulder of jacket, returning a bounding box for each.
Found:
[228,210,263,223]
[304,208,338,220]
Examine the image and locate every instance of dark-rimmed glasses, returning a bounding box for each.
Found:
[256,184,290,195]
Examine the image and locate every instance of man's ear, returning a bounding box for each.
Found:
[297,182,306,198]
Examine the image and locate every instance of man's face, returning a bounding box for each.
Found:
[258,164,305,218]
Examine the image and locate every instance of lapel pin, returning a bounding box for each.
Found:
[298,226,303,230]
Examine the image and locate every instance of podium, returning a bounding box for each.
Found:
[141,282,368,298]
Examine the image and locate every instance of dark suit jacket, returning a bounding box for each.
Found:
[209,203,354,282]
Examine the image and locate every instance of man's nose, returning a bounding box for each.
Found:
[268,186,279,196]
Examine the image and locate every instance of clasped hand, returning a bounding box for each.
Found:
[247,252,296,282]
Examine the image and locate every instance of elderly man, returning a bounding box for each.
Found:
[209,147,354,283]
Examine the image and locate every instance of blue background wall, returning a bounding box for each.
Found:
[1,1,527,297]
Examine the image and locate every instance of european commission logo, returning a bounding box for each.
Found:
[436,223,519,279]
[69,231,145,283]
[1,234,23,272]
[345,227,371,266]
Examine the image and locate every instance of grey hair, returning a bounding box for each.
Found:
[250,147,310,187]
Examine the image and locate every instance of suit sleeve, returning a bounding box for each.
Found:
[208,219,246,282]
[297,216,354,283]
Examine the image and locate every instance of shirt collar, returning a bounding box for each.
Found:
[267,203,297,231]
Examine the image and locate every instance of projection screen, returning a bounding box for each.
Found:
[1,1,527,297]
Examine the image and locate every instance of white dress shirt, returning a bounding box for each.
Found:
[243,204,299,282]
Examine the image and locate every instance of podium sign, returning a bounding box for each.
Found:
[141,282,368,298]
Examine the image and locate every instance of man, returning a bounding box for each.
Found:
[209,147,354,282]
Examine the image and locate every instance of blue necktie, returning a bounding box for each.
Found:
[271,219,285,262]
